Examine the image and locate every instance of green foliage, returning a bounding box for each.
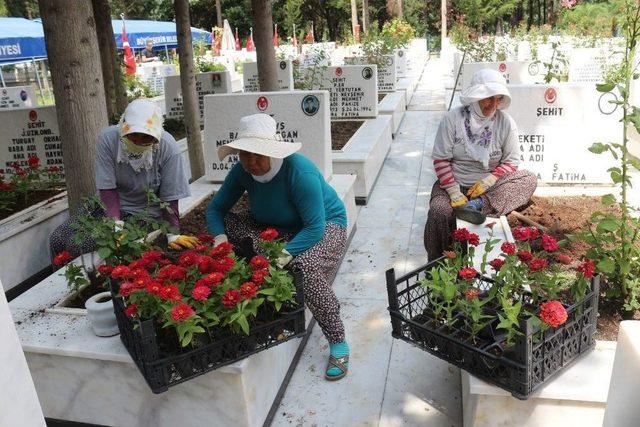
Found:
[556,1,620,38]
[537,41,569,83]
[63,263,90,295]
[123,72,159,102]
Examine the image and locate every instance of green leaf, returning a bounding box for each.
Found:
[631,107,640,134]
[597,258,616,274]
[237,315,250,335]
[97,247,112,259]
[596,83,615,93]
[588,142,609,154]
[597,217,620,232]
[601,194,617,205]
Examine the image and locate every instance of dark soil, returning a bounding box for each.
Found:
[507,195,635,341]
[331,120,364,151]
[62,274,109,309]
[180,194,249,237]
[0,189,65,221]
[378,93,387,102]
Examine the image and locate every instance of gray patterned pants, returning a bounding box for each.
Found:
[225,212,347,343]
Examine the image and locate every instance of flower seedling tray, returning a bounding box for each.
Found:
[386,258,599,400]
[111,271,306,394]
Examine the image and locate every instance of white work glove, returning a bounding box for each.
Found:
[276,249,293,269]
[214,234,229,247]
[445,185,468,208]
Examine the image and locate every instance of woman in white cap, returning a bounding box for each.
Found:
[50,99,198,256]
[206,113,350,381]
[424,69,537,260]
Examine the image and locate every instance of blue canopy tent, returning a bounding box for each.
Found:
[112,19,211,50]
[0,17,47,64]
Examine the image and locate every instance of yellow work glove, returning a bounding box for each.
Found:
[167,234,200,250]
[276,249,293,269]
[467,174,498,199]
[445,185,468,208]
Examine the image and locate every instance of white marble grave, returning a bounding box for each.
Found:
[136,62,177,94]
[0,283,46,427]
[275,45,298,60]
[508,84,620,184]
[164,71,231,122]
[203,91,332,181]
[378,91,406,136]
[242,60,294,92]
[313,65,378,119]
[395,49,407,78]
[396,76,417,108]
[0,85,37,109]
[461,61,541,89]
[345,54,397,92]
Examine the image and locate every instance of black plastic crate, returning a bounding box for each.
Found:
[386,259,599,400]
[111,270,306,394]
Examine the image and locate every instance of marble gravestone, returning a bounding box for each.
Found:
[345,54,397,92]
[567,48,616,84]
[461,61,540,89]
[0,106,63,180]
[164,71,232,122]
[136,63,177,94]
[203,91,331,181]
[508,84,620,184]
[395,49,407,78]
[242,60,294,92]
[313,65,378,119]
[275,45,298,60]
[0,85,37,109]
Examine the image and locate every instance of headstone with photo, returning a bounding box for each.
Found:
[508,84,620,184]
[345,54,396,92]
[312,65,378,119]
[203,91,331,181]
[395,49,407,78]
[164,71,232,122]
[0,86,37,109]
[242,60,294,92]
[0,106,63,180]
[136,63,177,94]
[461,61,541,89]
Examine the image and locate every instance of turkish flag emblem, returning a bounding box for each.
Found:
[498,63,506,73]
[257,96,268,111]
[336,67,343,77]
[29,110,38,121]
[544,88,557,104]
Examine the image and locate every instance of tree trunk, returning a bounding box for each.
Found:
[215,0,223,28]
[174,0,205,181]
[397,0,403,20]
[362,0,369,32]
[38,0,108,211]
[351,0,358,37]
[251,0,278,91]
[92,0,116,122]
[441,0,447,44]
[546,0,555,27]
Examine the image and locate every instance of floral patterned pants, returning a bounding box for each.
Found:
[424,170,537,260]
[224,212,347,343]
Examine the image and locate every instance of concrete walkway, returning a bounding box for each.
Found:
[273,58,462,427]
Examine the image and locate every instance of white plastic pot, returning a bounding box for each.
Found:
[85,292,119,337]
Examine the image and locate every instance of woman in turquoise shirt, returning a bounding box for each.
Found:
[206,114,349,381]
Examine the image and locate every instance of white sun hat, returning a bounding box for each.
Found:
[459,68,512,110]
[217,113,302,161]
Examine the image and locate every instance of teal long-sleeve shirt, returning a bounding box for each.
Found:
[206,153,347,256]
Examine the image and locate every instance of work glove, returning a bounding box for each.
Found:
[276,249,293,269]
[467,174,498,199]
[445,185,468,208]
[167,234,200,251]
[214,234,228,247]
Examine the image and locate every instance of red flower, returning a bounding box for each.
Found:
[512,227,531,242]
[443,250,457,259]
[577,259,595,279]
[555,253,573,265]
[97,264,113,276]
[452,228,480,246]
[213,256,235,274]
[191,285,211,302]
[0,182,12,191]
[539,300,568,328]
[250,255,270,271]
[195,244,209,252]
[27,155,39,170]
[197,233,215,244]
[111,265,131,279]
[145,281,163,296]
[528,227,540,240]
[501,242,517,255]
[252,269,269,285]
[260,228,279,241]
[517,251,533,263]
[459,267,477,281]
[128,258,151,271]
[141,250,163,263]
[489,258,505,271]
[124,303,138,318]
[196,272,225,288]
[157,265,187,282]
[160,285,182,302]
[541,235,559,252]
[119,282,137,297]
[528,257,549,272]
[53,251,73,266]
[467,233,480,247]
[240,281,259,300]
[208,242,234,259]
[129,268,151,282]
[132,277,152,290]
[170,303,195,322]
[222,289,242,308]
[465,288,480,300]
[197,255,215,274]
[179,251,199,267]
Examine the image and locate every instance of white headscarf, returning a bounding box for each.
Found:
[117,99,164,172]
[251,157,283,183]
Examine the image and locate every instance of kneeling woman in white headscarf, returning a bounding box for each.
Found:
[424,69,537,260]
[206,113,350,381]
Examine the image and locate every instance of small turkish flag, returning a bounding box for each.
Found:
[246,28,255,52]
[121,23,136,75]
[273,24,279,47]
[235,28,242,51]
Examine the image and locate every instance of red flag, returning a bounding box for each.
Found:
[304,24,314,44]
[246,28,255,52]
[292,24,298,48]
[235,28,242,51]
[121,22,136,75]
[273,24,279,47]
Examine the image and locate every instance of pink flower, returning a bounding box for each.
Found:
[191,285,211,302]
[465,288,480,300]
[443,250,457,259]
[541,235,559,252]
[540,300,568,328]
[170,303,195,322]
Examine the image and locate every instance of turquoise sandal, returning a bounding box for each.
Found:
[325,354,349,381]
